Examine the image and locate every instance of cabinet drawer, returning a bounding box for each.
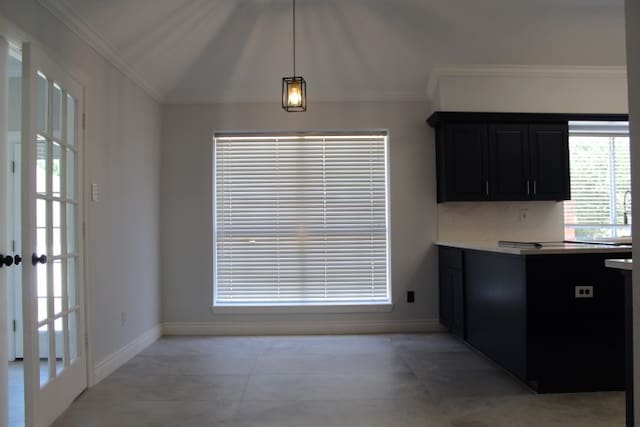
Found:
[440,246,463,270]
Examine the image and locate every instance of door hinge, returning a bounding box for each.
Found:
[11,160,15,174]
[85,332,89,350]
[82,113,86,130]
[12,320,16,332]
[11,240,15,252]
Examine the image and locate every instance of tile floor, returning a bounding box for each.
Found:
[52,333,624,427]
[9,360,63,427]
[9,362,24,427]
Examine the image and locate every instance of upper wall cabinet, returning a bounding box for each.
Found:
[429,112,571,203]
[439,123,489,201]
[528,124,571,200]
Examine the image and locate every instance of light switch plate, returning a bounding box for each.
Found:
[91,183,99,202]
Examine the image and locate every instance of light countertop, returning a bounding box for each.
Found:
[437,241,633,256]
[605,259,633,271]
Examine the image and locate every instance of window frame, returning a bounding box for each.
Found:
[211,130,393,314]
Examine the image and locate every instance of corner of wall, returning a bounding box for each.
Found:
[92,324,162,386]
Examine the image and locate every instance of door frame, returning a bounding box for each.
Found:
[8,136,22,361]
[0,15,95,425]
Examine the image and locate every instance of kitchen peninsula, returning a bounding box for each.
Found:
[438,241,632,393]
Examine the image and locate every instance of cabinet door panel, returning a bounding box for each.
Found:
[439,247,464,337]
[443,124,489,201]
[439,268,453,329]
[451,269,464,337]
[529,124,570,200]
[526,253,627,392]
[489,124,530,200]
[465,251,527,380]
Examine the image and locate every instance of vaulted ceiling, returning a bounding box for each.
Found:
[45,0,627,103]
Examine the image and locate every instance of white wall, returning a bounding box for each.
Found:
[430,66,629,243]
[0,1,162,366]
[161,101,439,331]
[431,66,628,113]
[624,0,640,423]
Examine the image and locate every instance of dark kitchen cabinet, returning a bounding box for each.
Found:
[489,123,570,201]
[526,253,627,392]
[437,123,489,201]
[489,124,530,201]
[449,246,631,393]
[528,124,570,200]
[438,246,464,337]
[429,112,571,202]
[464,250,528,380]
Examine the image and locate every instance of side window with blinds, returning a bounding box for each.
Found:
[214,132,390,307]
[564,122,631,240]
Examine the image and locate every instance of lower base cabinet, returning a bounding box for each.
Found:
[439,247,465,337]
[439,246,630,393]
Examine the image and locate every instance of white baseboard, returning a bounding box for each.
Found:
[162,319,444,336]
[93,324,162,384]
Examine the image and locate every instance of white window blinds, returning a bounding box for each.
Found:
[564,122,631,240]
[214,133,390,306]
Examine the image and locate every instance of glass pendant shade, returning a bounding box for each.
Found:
[282,76,307,112]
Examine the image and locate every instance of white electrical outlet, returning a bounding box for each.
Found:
[575,285,594,299]
[519,209,528,222]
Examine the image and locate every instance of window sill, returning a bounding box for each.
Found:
[210,303,394,315]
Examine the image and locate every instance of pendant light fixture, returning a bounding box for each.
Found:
[282,0,307,112]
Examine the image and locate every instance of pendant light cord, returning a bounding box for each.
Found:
[292,0,296,77]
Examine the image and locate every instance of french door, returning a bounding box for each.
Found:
[21,42,86,427]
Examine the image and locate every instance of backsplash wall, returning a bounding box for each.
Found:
[438,201,565,243]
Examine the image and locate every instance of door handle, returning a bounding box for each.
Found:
[0,254,14,268]
[32,253,47,266]
[14,255,22,266]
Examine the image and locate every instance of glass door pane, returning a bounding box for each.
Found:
[32,70,81,388]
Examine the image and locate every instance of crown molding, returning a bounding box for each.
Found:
[426,64,628,101]
[37,0,164,102]
[164,93,431,105]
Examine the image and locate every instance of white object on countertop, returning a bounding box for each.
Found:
[605,259,633,271]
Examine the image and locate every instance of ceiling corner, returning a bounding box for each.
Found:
[36,0,165,103]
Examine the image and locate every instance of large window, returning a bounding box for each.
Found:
[213,132,390,307]
[564,122,631,240]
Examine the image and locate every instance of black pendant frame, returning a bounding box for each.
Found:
[282,76,307,112]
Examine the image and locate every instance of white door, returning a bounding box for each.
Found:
[21,42,86,427]
[9,139,23,361]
